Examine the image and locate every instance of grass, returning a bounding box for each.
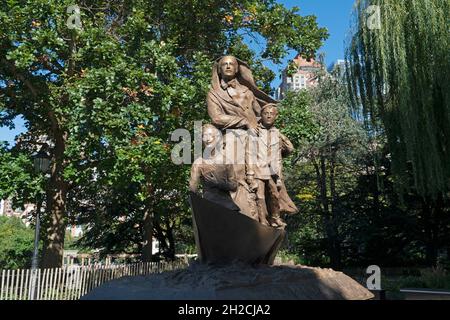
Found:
[275,250,305,265]
[383,266,450,289]
[344,265,450,300]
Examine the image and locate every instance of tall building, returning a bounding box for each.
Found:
[276,54,324,99]
[328,59,347,79]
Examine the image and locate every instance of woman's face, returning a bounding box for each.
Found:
[219,56,238,81]
[202,127,219,147]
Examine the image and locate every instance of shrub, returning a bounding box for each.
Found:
[0,216,34,269]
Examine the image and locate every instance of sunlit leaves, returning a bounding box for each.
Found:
[346,0,450,197]
[0,0,328,257]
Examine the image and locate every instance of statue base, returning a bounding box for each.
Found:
[81,262,374,300]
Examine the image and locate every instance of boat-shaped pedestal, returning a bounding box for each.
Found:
[189,192,285,265]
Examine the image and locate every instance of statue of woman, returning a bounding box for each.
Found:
[207,55,278,131]
[207,55,277,218]
[189,124,240,212]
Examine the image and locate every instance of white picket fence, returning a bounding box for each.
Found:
[0,260,187,300]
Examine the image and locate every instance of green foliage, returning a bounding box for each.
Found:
[281,72,368,161]
[276,249,304,265]
[343,0,450,267]
[64,230,80,250]
[281,71,372,268]
[285,130,450,268]
[281,59,450,269]
[383,266,450,293]
[279,90,317,147]
[0,142,42,207]
[0,216,34,269]
[412,267,450,289]
[174,222,197,255]
[0,0,328,262]
[0,0,327,262]
[346,0,450,197]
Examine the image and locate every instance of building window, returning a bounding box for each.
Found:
[300,75,306,87]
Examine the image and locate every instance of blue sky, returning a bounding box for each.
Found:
[0,0,356,146]
[270,0,355,86]
[0,117,26,146]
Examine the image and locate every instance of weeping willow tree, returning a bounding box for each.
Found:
[345,0,450,198]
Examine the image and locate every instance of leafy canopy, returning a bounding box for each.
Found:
[346,0,450,197]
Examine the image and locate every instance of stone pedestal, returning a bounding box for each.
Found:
[81,262,374,300]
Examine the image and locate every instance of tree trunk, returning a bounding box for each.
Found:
[312,157,329,214]
[166,225,175,260]
[41,134,68,268]
[422,197,438,267]
[329,151,342,270]
[314,156,341,269]
[41,186,67,268]
[142,209,153,262]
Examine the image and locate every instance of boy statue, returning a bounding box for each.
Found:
[246,103,298,228]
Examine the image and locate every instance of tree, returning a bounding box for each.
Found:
[346,0,450,267]
[342,144,450,268]
[0,216,35,269]
[281,70,368,269]
[281,71,450,269]
[1,0,328,266]
[345,0,450,198]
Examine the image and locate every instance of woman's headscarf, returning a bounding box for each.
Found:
[211,56,278,106]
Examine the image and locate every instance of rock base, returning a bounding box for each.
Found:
[81,262,374,300]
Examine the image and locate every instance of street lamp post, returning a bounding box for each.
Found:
[30,199,42,271]
[29,149,51,300]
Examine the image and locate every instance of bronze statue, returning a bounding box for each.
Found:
[207,56,277,219]
[246,103,298,228]
[189,55,298,265]
[189,124,240,211]
[207,55,277,131]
